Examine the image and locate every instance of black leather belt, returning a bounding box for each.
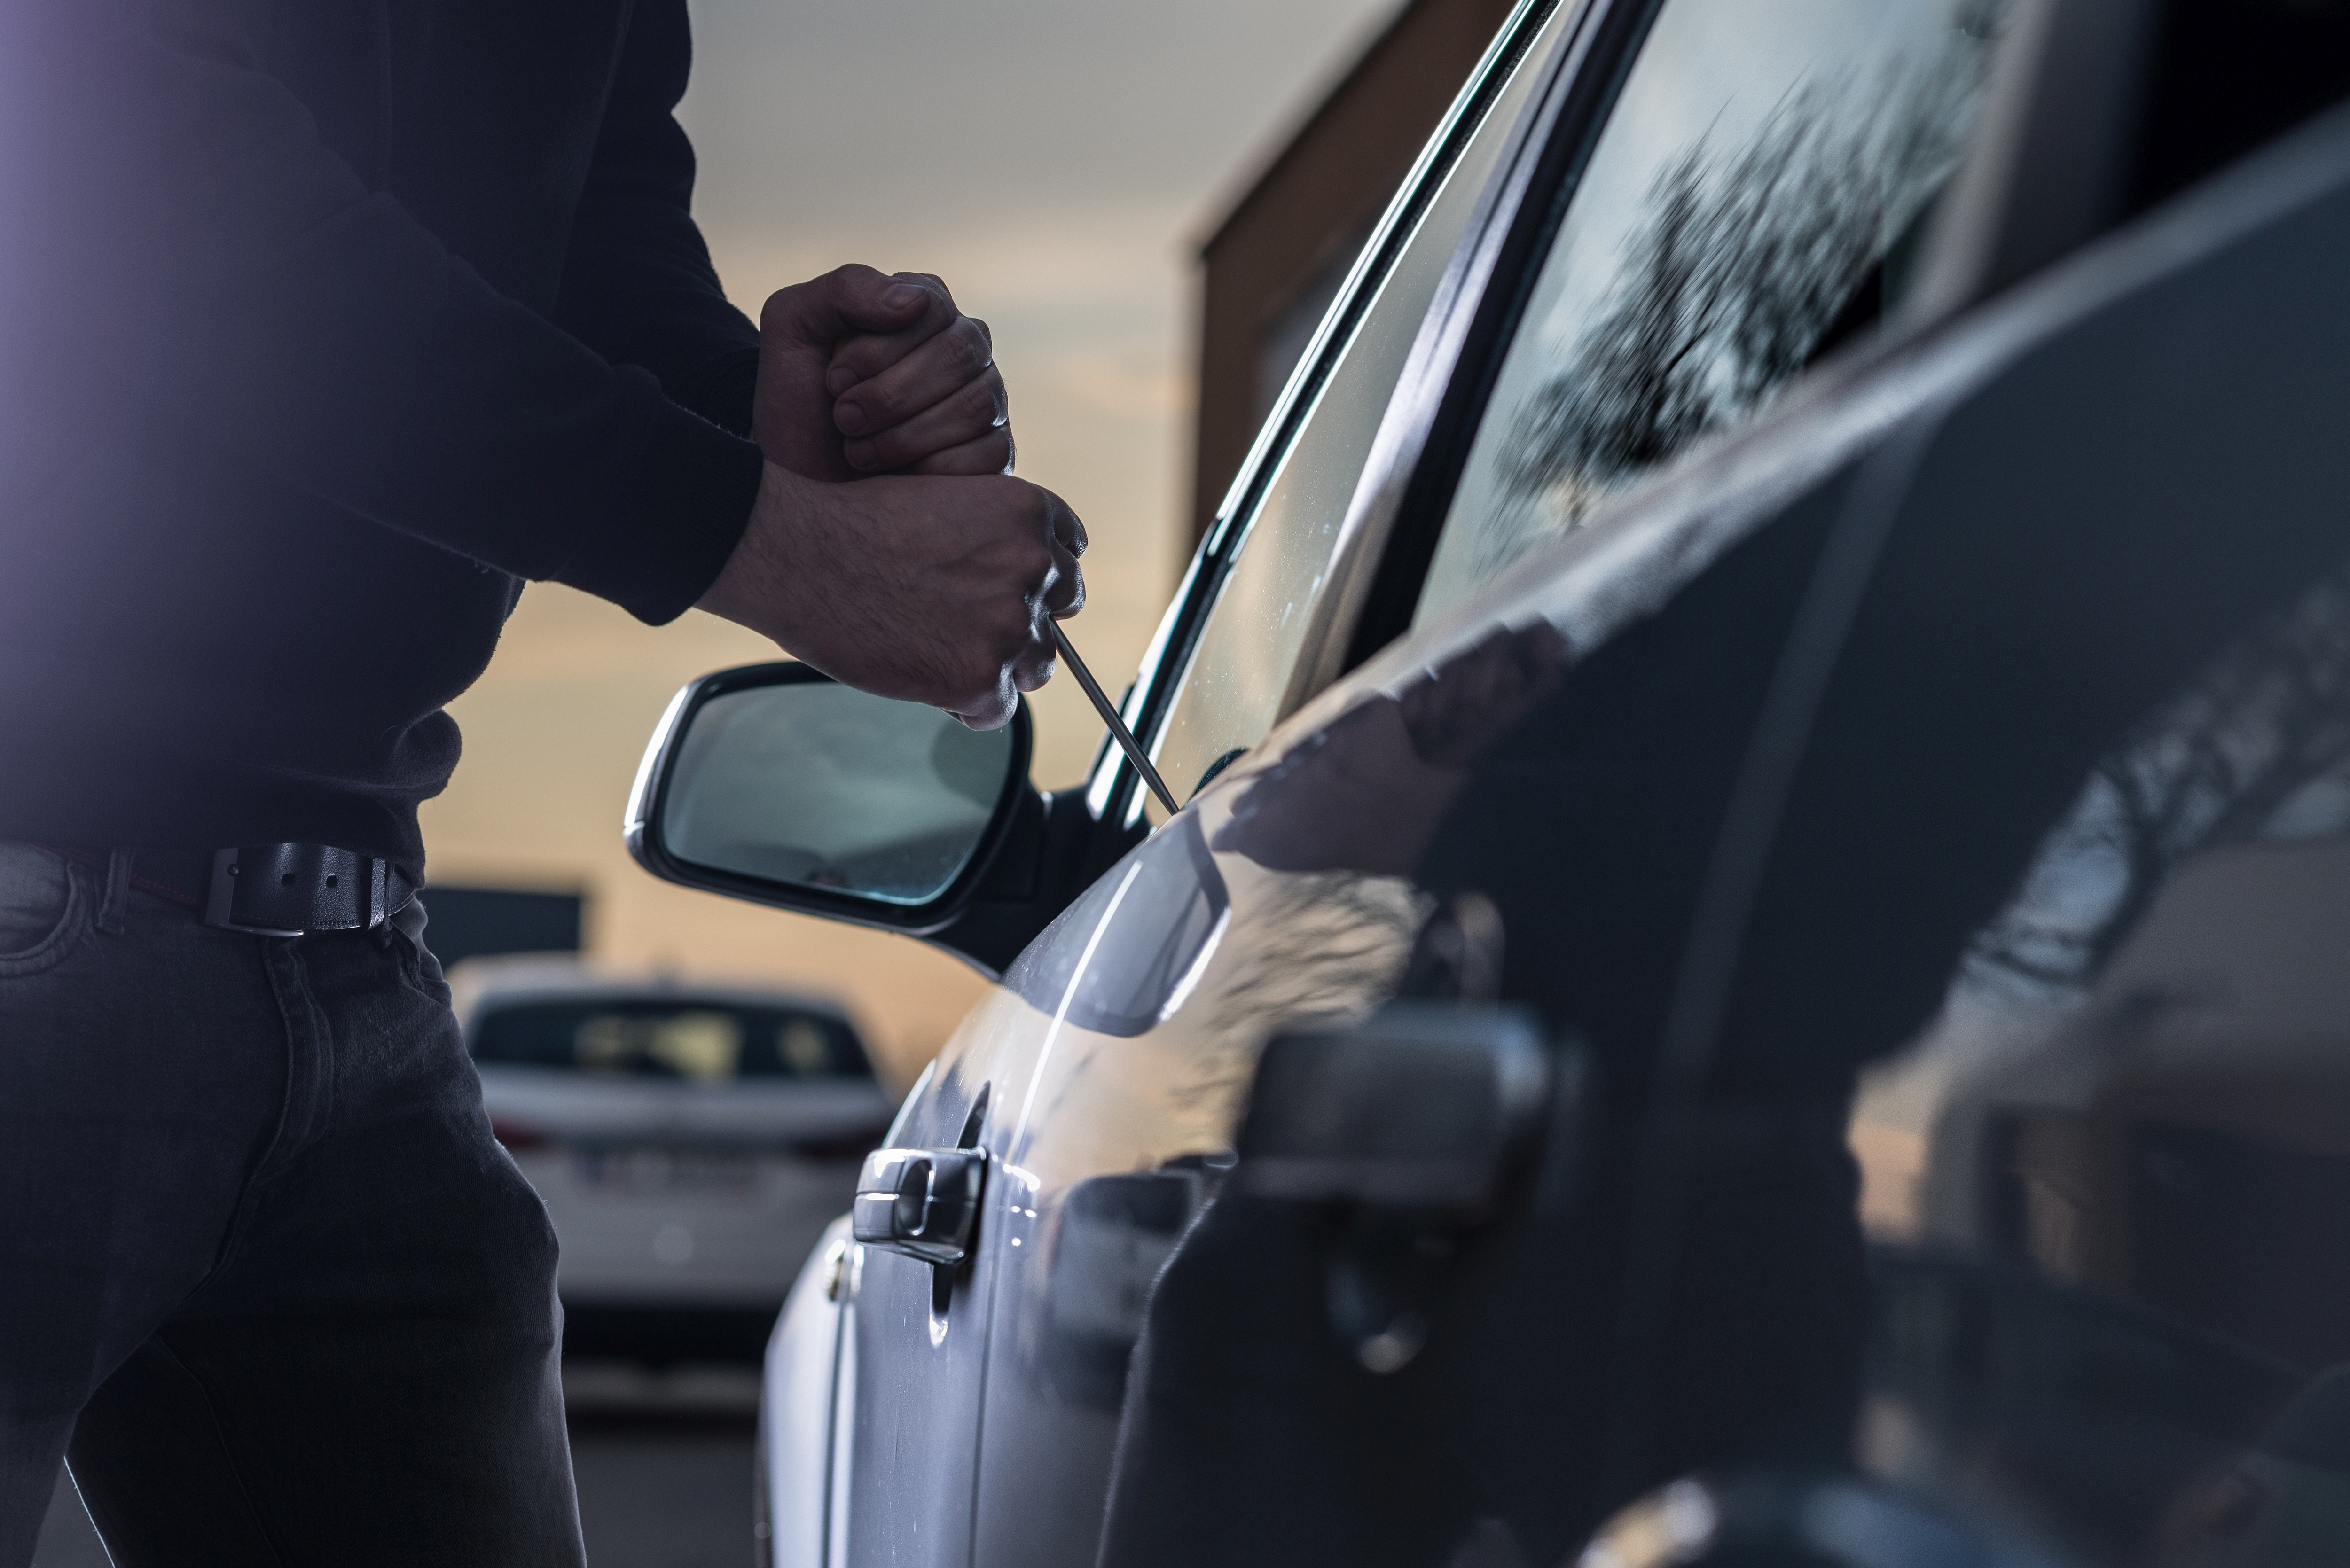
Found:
[63,844,418,937]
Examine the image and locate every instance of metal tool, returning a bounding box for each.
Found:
[1049,621,1180,816]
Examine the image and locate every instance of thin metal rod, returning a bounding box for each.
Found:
[1049,621,1179,816]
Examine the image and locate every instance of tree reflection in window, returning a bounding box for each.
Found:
[1492,62,1983,575]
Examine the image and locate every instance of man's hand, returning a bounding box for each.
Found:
[755,265,1009,483]
[698,462,1084,729]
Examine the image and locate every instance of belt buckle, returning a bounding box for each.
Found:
[202,847,315,937]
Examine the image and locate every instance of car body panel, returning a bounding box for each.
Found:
[766,1217,852,1568]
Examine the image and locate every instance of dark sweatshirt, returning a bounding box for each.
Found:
[0,0,768,877]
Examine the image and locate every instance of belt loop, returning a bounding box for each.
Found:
[97,847,133,935]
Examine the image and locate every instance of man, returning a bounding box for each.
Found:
[0,0,1080,1560]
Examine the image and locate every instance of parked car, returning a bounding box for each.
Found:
[456,960,893,1362]
[627,0,2350,1563]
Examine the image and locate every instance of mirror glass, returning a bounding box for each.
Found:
[661,680,1015,906]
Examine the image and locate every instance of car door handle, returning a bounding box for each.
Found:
[854,1147,987,1266]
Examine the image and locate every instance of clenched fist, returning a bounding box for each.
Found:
[753,265,1010,481]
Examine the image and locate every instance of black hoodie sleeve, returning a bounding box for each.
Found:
[0,0,763,627]
[555,0,765,445]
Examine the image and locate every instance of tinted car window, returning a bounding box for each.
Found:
[1414,0,2005,627]
[470,999,871,1082]
[1140,2,1575,822]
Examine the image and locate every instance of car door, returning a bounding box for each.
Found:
[955,1,2029,1564]
[1081,13,2350,1568]
[1086,27,2350,1568]
[1551,97,2350,1563]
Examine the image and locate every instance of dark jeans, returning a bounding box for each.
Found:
[0,843,585,1567]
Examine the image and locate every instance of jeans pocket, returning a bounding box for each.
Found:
[0,843,86,974]
[388,895,453,1007]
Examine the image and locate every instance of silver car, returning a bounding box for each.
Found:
[458,961,893,1361]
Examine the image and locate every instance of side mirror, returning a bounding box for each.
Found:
[625,662,1032,936]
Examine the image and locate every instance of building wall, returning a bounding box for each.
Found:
[1188,0,1517,550]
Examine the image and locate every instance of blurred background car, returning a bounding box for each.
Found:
[452,958,895,1364]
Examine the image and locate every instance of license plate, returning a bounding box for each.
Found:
[575,1145,758,1198]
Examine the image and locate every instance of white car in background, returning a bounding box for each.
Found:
[454,960,895,1362]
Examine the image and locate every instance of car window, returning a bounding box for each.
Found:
[1413,0,2006,628]
[470,999,871,1082]
[1138,1,1575,824]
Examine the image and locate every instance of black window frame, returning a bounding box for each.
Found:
[1340,0,1666,674]
[1076,0,1598,829]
